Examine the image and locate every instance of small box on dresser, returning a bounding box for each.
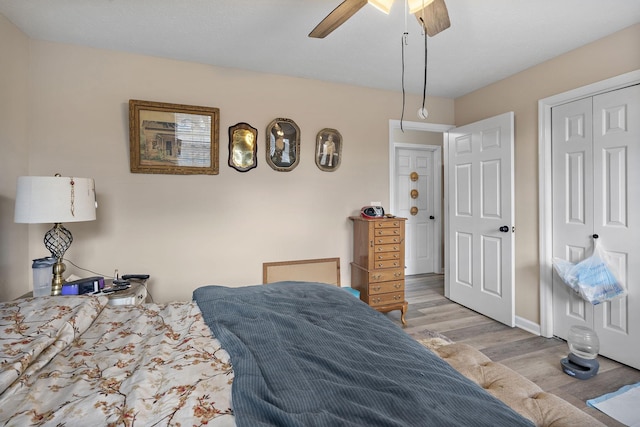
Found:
[349,216,407,325]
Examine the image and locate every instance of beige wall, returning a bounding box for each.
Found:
[0,14,30,299]
[454,24,640,324]
[5,15,636,324]
[0,19,454,302]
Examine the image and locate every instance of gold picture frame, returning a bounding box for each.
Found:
[315,128,342,172]
[129,99,219,175]
[266,118,300,172]
[228,122,258,172]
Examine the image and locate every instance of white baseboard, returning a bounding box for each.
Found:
[515,316,541,336]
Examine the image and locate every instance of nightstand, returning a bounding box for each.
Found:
[106,281,148,306]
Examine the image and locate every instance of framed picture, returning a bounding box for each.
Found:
[315,128,342,171]
[228,122,258,172]
[129,99,219,175]
[265,118,300,172]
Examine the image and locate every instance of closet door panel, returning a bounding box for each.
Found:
[552,97,594,339]
[592,84,640,369]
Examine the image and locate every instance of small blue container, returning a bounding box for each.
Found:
[343,287,360,299]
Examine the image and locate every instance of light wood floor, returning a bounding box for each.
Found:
[385,274,640,427]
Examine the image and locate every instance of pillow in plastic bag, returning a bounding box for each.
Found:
[553,240,626,305]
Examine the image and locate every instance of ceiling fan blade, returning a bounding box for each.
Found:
[414,0,450,37]
[309,0,368,39]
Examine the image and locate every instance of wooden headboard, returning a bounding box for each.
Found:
[262,257,340,286]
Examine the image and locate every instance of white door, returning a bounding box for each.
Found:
[447,112,515,326]
[552,84,640,369]
[395,147,440,274]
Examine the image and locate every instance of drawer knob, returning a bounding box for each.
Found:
[373,286,381,291]
[394,273,402,278]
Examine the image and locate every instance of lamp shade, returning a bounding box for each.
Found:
[14,176,97,224]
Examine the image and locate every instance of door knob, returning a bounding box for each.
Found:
[499,226,509,232]
[430,215,435,220]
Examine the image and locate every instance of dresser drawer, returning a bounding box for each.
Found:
[374,235,402,245]
[374,227,401,237]
[374,252,400,261]
[368,291,404,307]
[374,243,401,253]
[369,268,404,283]
[373,259,402,269]
[369,281,404,295]
[374,220,403,229]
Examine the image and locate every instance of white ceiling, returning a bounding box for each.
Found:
[1,0,639,98]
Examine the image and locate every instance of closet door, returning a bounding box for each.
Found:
[552,84,640,369]
[552,97,594,339]
[591,84,640,368]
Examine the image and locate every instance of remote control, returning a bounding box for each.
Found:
[122,274,150,280]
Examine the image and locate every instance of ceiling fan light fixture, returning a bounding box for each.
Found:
[408,0,435,14]
[368,0,393,14]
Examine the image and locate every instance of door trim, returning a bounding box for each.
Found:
[537,69,640,338]
[389,120,453,275]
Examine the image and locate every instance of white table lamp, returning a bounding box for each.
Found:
[14,175,97,295]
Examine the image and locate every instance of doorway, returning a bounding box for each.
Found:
[389,120,451,275]
[391,115,515,327]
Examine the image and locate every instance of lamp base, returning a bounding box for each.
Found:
[44,223,73,296]
[51,259,66,296]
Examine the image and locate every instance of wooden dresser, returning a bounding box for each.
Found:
[349,216,407,324]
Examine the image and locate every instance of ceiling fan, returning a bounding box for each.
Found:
[308,0,450,39]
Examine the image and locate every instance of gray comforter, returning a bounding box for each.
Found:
[194,281,534,427]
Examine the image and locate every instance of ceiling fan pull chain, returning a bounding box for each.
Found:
[420,21,428,117]
[400,34,406,132]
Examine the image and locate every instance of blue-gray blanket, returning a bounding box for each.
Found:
[193,282,534,427]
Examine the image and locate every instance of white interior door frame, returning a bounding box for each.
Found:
[389,120,453,275]
[538,69,640,338]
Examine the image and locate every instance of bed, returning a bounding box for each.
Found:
[0,281,601,426]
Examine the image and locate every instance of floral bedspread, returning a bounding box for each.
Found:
[0,295,234,426]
